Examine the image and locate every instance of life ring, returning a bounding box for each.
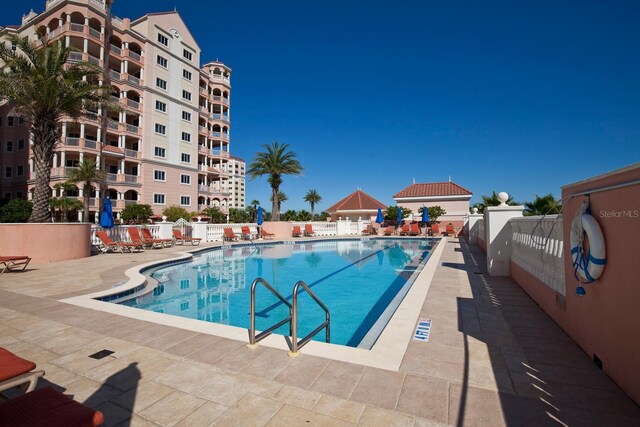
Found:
[570,201,606,283]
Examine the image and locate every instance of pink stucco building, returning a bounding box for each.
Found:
[393,181,472,228]
[0,0,244,221]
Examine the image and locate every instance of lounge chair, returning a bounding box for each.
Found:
[361,225,374,235]
[383,226,395,236]
[304,224,315,237]
[0,347,44,396]
[223,227,239,242]
[429,224,440,236]
[128,227,159,249]
[241,226,254,240]
[409,223,420,236]
[95,231,142,253]
[0,387,104,426]
[141,228,173,247]
[172,229,201,246]
[0,256,31,275]
[398,224,411,236]
[292,226,302,237]
[260,228,275,240]
[445,223,455,237]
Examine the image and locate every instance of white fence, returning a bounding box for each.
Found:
[477,219,485,248]
[510,216,565,296]
[291,221,338,236]
[205,223,258,241]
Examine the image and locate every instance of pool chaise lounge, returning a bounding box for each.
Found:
[0,255,31,274]
[95,231,143,253]
[292,226,302,237]
[141,228,174,248]
[241,226,254,240]
[172,229,201,245]
[260,228,275,239]
[304,224,316,237]
[0,347,43,395]
[223,227,239,241]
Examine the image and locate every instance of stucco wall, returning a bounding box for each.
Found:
[0,223,92,264]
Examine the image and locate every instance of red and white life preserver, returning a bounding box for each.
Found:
[570,201,606,283]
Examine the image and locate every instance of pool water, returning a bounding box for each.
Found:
[121,238,437,348]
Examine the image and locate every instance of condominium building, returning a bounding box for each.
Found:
[0,0,242,221]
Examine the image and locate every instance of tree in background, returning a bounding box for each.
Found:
[384,205,413,225]
[315,211,330,221]
[121,204,153,224]
[270,191,288,213]
[201,206,227,223]
[49,182,83,222]
[0,35,117,222]
[162,205,192,222]
[281,210,298,221]
[247,142,303,221]
[229,208,252,223]
[247,199,260,222]
[418,206,447,224]
[66,158,106,222]
[296,210,311,221]
[472,191,517,213]
[304,189,322,220]
[524,194,561,216]
[0,199,32,223]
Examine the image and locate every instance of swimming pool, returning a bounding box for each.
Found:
[119,238,438,349]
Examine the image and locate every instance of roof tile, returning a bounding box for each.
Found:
[393,182,472,198]
[326,189,387,212]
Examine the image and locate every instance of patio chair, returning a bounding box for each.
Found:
[260,228,275,240]
[0,347,44,397]
[361,225,374,235]
[430,224,440,236]
[223,227,239,242]
[128,227,158,249]
[0,387,104,426]
[398,224,411,236]
[0,256,31,275]
[95,231,143,253]
[383,226,395,236]
[304,224,315,237]
[141,228,173,248]
[241,226,254,240]
[172,229,201,246]
[292,226,302,237]
[409,223,420,236]
[445,223,455,236]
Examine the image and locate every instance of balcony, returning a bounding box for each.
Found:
[107,120,119,130]
[109,70,121,81]
[110,45,122,56]
[64,137,80,146]
[88,55,100,66]
[84,139,97,149]
[124,174,138,183]
[212,113,221,121]
[128,51,142,62]
[125,124,140,134]
[198,125,208,135]
[124,149,139,158]
[212,96,221,103]
[106,173,118,182]
[126,99,140,110]
[127,75,141,86]
[88,28,101,40]
[68,51,83,62]
[211,150,230,158]
[69,23,84,33]
[198,144,208,154]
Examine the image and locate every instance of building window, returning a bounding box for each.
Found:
[182,111,191,122]
[17,165,23,176]
[154,146,166,158]
[6,141,13,152]
[5,167,12,178]
[180,196,190,206]
[17,139,24,150]
[154,123,166,135]
[156,78,167,90]
[181,153,190,163]
[183,69,192,81]
[155,100,167,112]
[183,49,192,61]
[180,279,190,289]
[153,170,166,181]
[181,132,191,143]
[157,33,169,46]
[153,193,166,205]
[180,174,191,184]
[182,90,191,101]
[7,116,14,127]
[156,55,168,68]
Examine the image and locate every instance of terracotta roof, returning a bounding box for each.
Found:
[326,189,387,213]
[102,145,124,155]
[393,182,472,198]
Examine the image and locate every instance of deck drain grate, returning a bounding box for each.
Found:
[89,349,114,360]
[473,272,483,274]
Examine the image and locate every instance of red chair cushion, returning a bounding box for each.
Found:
[0,387,104,427]
[0,347,36,382]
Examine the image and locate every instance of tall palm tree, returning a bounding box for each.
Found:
[247,142,303,221]
[270,191,288,213]
[66,158,106,222]
[0,35,115,222]
[524,194,561,216]
[247,199,260,221]
[304,189,322,220]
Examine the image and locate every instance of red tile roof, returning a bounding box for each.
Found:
[326,189,387,212]
[102,145,124,155]
[393,182,472,198]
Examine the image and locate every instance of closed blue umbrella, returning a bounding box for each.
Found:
[375,208,384,224]
[421,206,430,224]
[99,197,114,229]
[257,206,263,225]
[396,206,403,227]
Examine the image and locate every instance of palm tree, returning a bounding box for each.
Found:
[247,142,303,221]
[0,35,115,222]
[50,182,82,222]
[304,189,322,220]
[524,194,561,216]
[472,191,517,213]
[270,191,288,213]
[247,199,260,222]
[66,158,106,222]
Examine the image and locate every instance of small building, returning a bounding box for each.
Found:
[326,189,387,222]
[393,182,472,227]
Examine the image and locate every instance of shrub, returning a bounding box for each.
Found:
[121,203,153,224]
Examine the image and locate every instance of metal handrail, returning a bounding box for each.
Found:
[248,277,292,347]
[290,280,330,355]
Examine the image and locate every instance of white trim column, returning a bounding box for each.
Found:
[485,192,524,276]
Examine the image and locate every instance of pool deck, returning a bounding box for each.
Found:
[1,237,639,426]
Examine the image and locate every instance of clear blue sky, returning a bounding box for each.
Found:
[8,1,640,211]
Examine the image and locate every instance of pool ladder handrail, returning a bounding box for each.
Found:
[248,278,292,347]
[290,280,330,356]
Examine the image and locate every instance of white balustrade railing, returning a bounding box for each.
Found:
[477,219,485,245]
[292,221,337,236]
[510,216,565,296]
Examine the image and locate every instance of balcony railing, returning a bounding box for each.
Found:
[85,112,98,121]
[84,139,97,149]
[65,137,80,146]
[127,75,140,85]
[198,145,208,153]
[128,51,141,62]
[68,51,83,62]
[89,28,101,40]
[222,116,230,122]
[88,55,100,65]
[222,133,229,140]
[124,174,138,183]
[109,70,121,80]
[88,0,105,10]
[212,149,230,158]
[111,16,124,28]
[126,99,140,109]
[110,95,120,103]
[212,113,221,120]
[107,120,119,130]
[110,45,122,55]
[106,173,118,182]
[211,132,221,138]
[124,149,138,158]
[124,200,137,206]
[222,98,229,105]
[125,124,139,134]
[69,23,84,33]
